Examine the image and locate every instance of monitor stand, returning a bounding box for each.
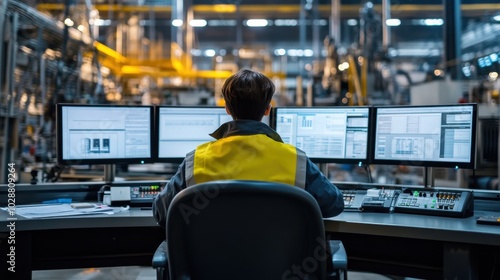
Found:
[423,166,435,188]
[104,164,116,184]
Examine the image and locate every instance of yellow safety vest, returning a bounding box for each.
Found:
[185,134,307,188]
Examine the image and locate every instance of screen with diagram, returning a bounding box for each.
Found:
[156,106,270,162]
[372,104,477,169]
[56,104,154,165]
[271,106,372,164]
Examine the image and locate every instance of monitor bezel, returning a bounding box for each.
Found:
[154,105,235,164]
[370,103,478,169]
[270,106,374,165]
[56,103,155,166]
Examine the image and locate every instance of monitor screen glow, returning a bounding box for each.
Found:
[156,106,270,162]
[56,104,154,165]
[272,106,372,164]
[372,104,477,169]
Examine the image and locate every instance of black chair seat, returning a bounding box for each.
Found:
[152,180,348,280]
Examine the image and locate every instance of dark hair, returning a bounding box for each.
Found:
[221,69,275,121]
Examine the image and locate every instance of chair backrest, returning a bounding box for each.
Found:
[166,180,328,280]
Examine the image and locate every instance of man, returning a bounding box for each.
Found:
[153,69,344,227]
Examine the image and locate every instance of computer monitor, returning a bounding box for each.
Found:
[56,103,154,165]
[156,106,270,163]
[270,106,372,164]
[371,103,477,169]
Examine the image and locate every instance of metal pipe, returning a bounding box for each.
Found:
[382,0,391,49]
[443,0,462,80]
[330,0,340,42]
[0,0,8,105]
[1,12,18,183]
[312,0,320,61]
[299,0,307,78]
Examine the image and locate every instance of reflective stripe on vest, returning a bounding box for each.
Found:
[185,134,307,189]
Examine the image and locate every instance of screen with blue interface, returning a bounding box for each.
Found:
[156,106,270,162]
[372,104,477,169]
[271,106,371,164]
[56,104,154,165]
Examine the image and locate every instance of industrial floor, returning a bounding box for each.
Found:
[32,266,420,280]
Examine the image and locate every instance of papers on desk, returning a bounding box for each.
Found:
[1,204,115,219]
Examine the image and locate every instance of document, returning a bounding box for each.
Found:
[1,203,114,219]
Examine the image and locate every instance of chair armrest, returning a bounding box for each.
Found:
[329,240,348,270]
[152,240,168,268]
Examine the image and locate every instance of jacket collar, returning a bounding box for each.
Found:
[210,120,284,143]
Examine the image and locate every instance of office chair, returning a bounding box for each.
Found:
[152,180,347,280]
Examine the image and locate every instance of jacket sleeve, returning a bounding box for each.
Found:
[304,159,344,217]
[152,161,188,228]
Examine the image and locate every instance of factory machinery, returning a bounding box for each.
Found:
[1,0,499,186]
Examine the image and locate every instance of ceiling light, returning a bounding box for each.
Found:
[274,49,286,56]
[274,19,298,26]
[347,19,357,26]
[208,19,236,26]
[190,19,207,27]
[64,18,74,27]
[191,49,202,56]
[493,15,500,21]
[245,19,269,27]
[204,49,216,57]
[489,72,498,80]
[93,19,111,26]
[172,19,183,27]
[303,49,314,57]
[386,19,401,26]
[423,19,443,26]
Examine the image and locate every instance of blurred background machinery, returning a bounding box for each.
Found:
[1,0,499,185]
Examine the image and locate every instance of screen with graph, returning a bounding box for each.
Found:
[271,106,372,164]
[372,104,477,169]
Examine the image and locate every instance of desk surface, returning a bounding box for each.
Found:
[2,206,500,280]
[2,206,500,246]
[0,208,158,232]
[325,210,500,246]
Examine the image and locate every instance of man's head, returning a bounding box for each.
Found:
[221,69,275,121]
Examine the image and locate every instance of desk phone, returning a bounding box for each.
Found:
[341,187,474,218]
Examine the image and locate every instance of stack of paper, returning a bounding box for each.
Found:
[2,204,114,219]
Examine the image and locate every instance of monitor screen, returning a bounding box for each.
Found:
[372,103,477,169]
[156,106,270,163]
[56,104,154,165]
[271,106,372,164]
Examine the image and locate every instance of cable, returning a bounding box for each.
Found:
[46,164,65,183]
[472,168,478,189]
[363,164,373,183]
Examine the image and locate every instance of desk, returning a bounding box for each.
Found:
[325,210,500,279]
[0,208,164,280]
[2,207,500,280]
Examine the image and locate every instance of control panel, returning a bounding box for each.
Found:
[394,189,474,218]
[130,184,162,204]
[108,183,164,207]
[342,189,366,211]
[339,186,474,218]
[361,189,399,213]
